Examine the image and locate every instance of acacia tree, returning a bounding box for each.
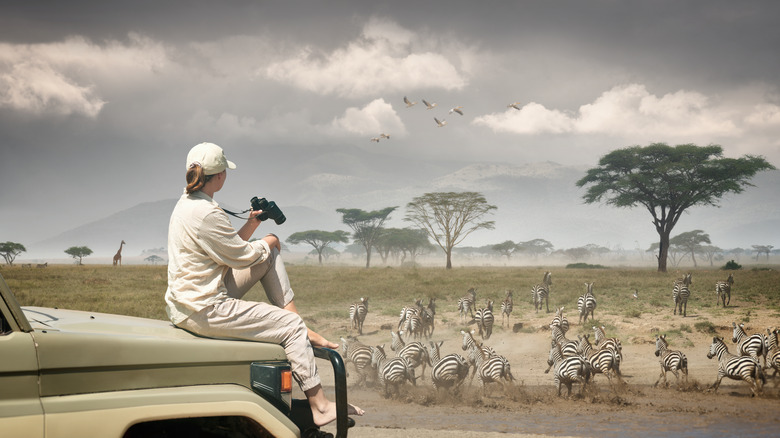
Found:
[0,241,26,265]
[516,238,554,258]
[374,228,433,265]
[405,191,496,269]
[698,245,722,266]
[64,246,93,265]
[336,207,397,268]
[751,244,774,261]
[144,255,164,265]
[577,143,775,272]
[492,240,517,259]
[670,230,711,267]
[287,230,350,265]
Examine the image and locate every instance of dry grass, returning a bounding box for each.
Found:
[3,264,779,329]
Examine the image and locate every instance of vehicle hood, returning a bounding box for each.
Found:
[21,306,288,397]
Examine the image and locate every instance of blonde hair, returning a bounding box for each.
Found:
[185,163,214,194]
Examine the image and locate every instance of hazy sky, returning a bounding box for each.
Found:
[2,0,779,246]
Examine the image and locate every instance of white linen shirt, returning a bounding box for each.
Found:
[165,190,271,325]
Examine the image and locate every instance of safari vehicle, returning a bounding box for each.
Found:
[0,273,352,438]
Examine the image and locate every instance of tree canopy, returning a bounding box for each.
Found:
[287,230,350,265]
[576,143,775,272]
[405,191,496,269]
[0,241,26,265]
[64,246,93,265]
[336,207,397,268]
[670,230,711,267]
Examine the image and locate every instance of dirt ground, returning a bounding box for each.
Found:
[312,299,780,437]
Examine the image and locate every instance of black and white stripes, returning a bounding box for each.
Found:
[707,336,765,396]
[731,322,766,367]
[532,271,552,313]
[653,334,688,388]
[349,297,369,335]
[673,273,692,317]
[715,273,734,307]
[577,282,596,323]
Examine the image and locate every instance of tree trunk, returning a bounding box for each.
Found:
[445,249,452,269]
[657,231,670,273]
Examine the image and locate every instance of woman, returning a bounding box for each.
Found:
[165,142,363,426]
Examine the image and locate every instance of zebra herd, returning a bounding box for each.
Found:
[340,328,513,397]
[672,272,738,316]
[342,270,778,398]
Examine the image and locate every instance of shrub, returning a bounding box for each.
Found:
[565,263,608,269]
[722,259,742,270]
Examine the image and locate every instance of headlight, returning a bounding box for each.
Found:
[250,361,292,414]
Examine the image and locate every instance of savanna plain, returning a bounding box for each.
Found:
[4,264,780,437]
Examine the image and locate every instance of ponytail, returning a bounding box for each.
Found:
[185,163,214,194]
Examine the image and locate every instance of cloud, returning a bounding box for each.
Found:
[473,83,748,141]
[264,18,467,98]
[330,98,406,137]
[0,34,167,117]
[183,98,406,145]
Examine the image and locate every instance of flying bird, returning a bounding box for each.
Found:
[507,102,522,110]
[449,106,464,115]
[404,96,417,107]
[380,133,390,139]
[434,117,447,127]
[423,99,437,110]
[370,137,380,143]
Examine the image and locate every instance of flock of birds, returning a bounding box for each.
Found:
[367,96,523,142]
[340,271,780,399]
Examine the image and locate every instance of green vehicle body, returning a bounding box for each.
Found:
[0,274,351,438]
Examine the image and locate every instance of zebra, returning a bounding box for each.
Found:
[577,282,596,323]
[673,272,692,317]
[550,306,569,334]
[532,271,552,313]
[402,311,424,340]
[707,336,765,397]
[731,322,767,367]
[340,336,374,386]
[474,299,494,339]
[577,334,622,385]
[475,349,514,395]
[500,290,513,327]
[765,328,780,382]
[593,325,623,363]
[398,299,423,331]
[427,340,470,392]
[370,344,416,397]
[390,330,430,380]
[458,288,477,323]
[653,334,688,388]
[546,339,592,397]
[715,273,734,307]
[545,324,578,373]
[420,298,436,338]
[349,297,369,335]
[460,329,497,381]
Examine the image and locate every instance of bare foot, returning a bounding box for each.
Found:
[311,400,364,427]
[309,332,339,349]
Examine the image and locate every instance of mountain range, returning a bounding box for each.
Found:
[26,161,779,263]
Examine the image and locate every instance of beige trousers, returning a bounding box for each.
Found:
[179,249,320,391]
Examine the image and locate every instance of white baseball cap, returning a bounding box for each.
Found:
[186,142,236,175]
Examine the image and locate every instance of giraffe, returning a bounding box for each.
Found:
[113,240,126,266]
